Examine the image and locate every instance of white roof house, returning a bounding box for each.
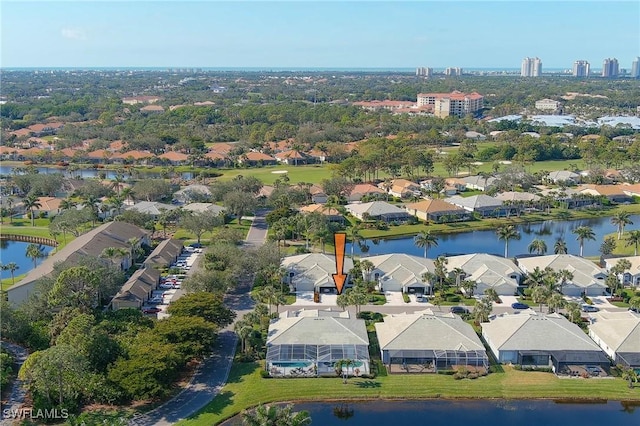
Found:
[266,309,370,377]
[547,170,581,184]
[365,254,436,294]
[182,202,227,215]
[460,175,497,191]
[494,191,540,203]
[445,195,506,217]
[588,310,640,368]
[604,256,640,287]
[173,184,212,203]
[375,309,488,371]
[516,254,608,297]
[482,311,609,371]
[345,201,411,222]
[445,253,523,296]
[281,253,354,293]
[126,201,178,217]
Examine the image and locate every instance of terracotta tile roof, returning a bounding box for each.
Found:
[36,197,63,212]
[244,152,275,161]
[622,183,640,195]
[158,151,188,161]
[0,146,20,155]
[579,184,626,196]
[204,151,226,161]
[114,150,155,160]
[11,128,32,137]
[349,183,385,195]
[299,204,342,216]
[58,148,79,157]
[87,149,109,159]
[140,104,165,112]
[208,142,234,154]
[274,149,306,160]
[405,199,464,213]
[20,147,48,157]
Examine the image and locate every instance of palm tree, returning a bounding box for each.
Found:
[335,358,355,383]
[100,247,129,267]
[626,230,640,256]
[527,238,547,255]
[347,224,362,258]
[553,238,568,255]
[496,225,521,258]
[611,211,633,240]
[59,198,76,211]
[22,194,42,226]
[4,262,19,285]
[242,404,311,426]
[556,269,574,295]
[234,320,254,354]
[547,292,565,314]
[25,243,46,269]
[413,230,438,258]
[572,226,595,257]
[621,368,638,389]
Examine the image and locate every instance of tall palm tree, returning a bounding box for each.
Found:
[347,224,362,258]
[25,244,46,269]
[413,230,438,258]
[242,404,311,426]
[553,238,568,255]
[556,269,574,295]
[527,238,547,255]
[22,194,42,226]
[611,211,633,240]
[496,225,521,258]
[626,230,640,256]
[59,198,76,211]
[572,226,595,257]
[4,262,19,285]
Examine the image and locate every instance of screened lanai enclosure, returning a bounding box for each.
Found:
[266,343,370,377]
[383,348,488,373]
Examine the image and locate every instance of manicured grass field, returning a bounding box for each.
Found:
[178,362,638,426]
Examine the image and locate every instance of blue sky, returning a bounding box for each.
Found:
[2,1,639,69]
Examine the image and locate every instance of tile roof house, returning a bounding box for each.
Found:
[347,183,386,202]
[482,311,609,373]
[158,151,189,165]
[494,191,541,203]
[547,170,581,184]
[516,254,608,297]
[299,204,344,223]
[140,104,165,114]
[181,202,227,216]
[31,197,63,217]
[588,310,640,369]
[445,253,523,296]
[461,175,497,191]
[346,201,411,223]
[404,199,470,223]
[604,256,640,287]
[385,179,421,199]
[578,184,632,204]
[112,150,155,164]
[173,184,212,203]
[7,222,150,305]
[126,201,179,219]
[621,183,640,197]
[274,149,311,165]
[375,310,488,373]
[266,309,370,377]
[110,267,160,310]
[281,253,354,293]
[445,195,508,217]
[366,254,436,294]
[238,151,277,166]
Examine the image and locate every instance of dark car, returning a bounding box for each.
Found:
[450,306,470,315]
[142,307,161,314]
[511,302,530,310]
[629,307,640,314]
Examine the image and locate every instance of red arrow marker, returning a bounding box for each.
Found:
[332,233,347,295]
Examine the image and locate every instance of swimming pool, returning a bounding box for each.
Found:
[271,362,312,368]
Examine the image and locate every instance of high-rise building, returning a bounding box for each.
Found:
[602,58,619,78]
[416,67,433,77]
[521,57,542,77]
[444,67,463,76]
[631,57,640,78]
[572,60,590,77]
[417,91,484,118]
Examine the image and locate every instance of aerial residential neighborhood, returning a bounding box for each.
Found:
[2,1,640,425]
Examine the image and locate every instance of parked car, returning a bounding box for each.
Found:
[585,365,600,375]
[511,302,530,310]
[629,307,640,314]
[148,296,163,305]
[416,294,426,302]
[450,306,470,314]
[142,307,161,314]
[581,304,599,312]
[159,283,174,290]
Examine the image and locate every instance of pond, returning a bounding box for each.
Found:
[0,240,54,281]
[222,399,640,425]
[350,215,640,258]
[0,164,196,180]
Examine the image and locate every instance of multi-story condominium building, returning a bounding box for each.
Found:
[572,60,590,77]
[416,67,433,77]
[417,91,484,118]
[521,57,542,77]
[631,57,640,78]
[444,67,463,76]
[535,99,563,112]
[602,58,619,77]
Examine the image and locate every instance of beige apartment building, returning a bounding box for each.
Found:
[417,91,484,118]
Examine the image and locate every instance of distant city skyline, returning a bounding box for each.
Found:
[1,1,639,69]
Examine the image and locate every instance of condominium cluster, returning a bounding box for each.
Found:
[523,57,639,78]
[521,57,542,77]
[415,67,462,77]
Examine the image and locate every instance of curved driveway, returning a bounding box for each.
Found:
[130,212,266,426]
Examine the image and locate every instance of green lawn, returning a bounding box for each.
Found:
[179,362,639,426]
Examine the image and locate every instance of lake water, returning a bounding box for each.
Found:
[222,399,640,425]
[350,215,640,258]
[0,240,54,280]
[0,164,196,180]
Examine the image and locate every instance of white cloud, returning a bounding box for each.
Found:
[61,27,87,40]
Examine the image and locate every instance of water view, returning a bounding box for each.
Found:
[350,215,640,259]
[0,240,54,280]
[0,164,196,180]
[222,399,640,425]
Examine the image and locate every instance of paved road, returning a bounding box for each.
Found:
[130,211,267,425]
[0,341,29,426]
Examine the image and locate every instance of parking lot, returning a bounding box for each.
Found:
[141,245,202,318]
